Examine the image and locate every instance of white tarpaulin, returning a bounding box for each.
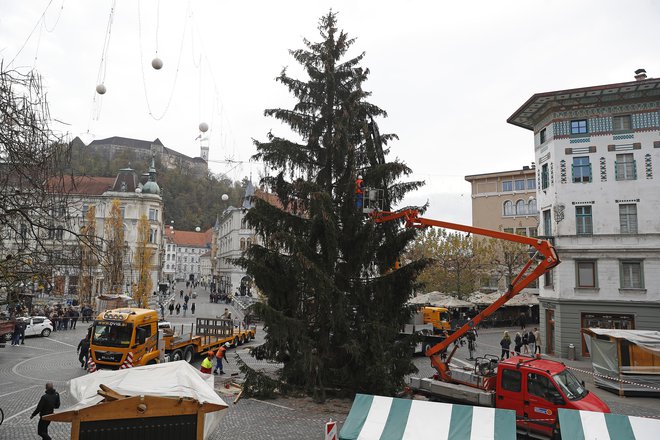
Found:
[67,360,227,439]
[339,394,516,440]
[558,408,659,440]
[584,329,660,355]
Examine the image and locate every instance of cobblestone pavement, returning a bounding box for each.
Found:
[2,293,659,440]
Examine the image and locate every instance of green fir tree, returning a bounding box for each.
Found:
[240,12,427,401]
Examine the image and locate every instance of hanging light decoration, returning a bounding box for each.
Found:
[151,57,163,70]
[198,122,209,133]
[96,84,107,95]
[221,194,229,202]
[195,227,201,232]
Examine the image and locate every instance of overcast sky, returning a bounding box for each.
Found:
[2,0,660,224]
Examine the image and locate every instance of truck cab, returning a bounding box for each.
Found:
[90,308,160,369]
[421,307,451,332]
[496,356,610,437]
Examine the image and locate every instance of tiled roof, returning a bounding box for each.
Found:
[168,230,211,248]
[88,136,163,150]
[48,176,116,196]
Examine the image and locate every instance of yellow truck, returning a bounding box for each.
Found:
[89,308,256,369]
[420,306,451,332]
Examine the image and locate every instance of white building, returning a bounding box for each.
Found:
[215,182,262,296]
[200,250,212,279]
[508,70,660,359]
[164,228,212,282]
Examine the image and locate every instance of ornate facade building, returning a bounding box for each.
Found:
[508,70,660,359]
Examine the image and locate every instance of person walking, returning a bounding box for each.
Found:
[519,312,527,330]
[71,309,79,329]
[30,382,60,440]
[180,289,184,298]
[191,302,196,315]
[522,331,529,354]
[168,302,174,316]
[182,302,188,317]
[214,342,230,375]
[514,332,522,355]
[175,303,181,315]
[77,335,90,368]
[200,351,214,374]
[184,294,189,304]
[533,328,541,354]
[11,320,21,346]
[500,331,512,359]
[528,329,537,354]
[19,318,26,345]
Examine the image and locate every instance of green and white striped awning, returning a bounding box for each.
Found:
[339,394,516,440]
[558,409,658,440]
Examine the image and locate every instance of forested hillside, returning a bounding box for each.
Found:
[62,142,246,231]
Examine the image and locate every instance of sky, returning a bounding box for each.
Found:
[2,0,660,225]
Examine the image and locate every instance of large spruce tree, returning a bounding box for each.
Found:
[241,12,426,401]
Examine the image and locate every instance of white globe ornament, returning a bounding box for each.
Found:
[221,194,229,201]
[96,84,107,95]
[198,122,209,133]
[151,57,163,70]
[195,227,201,232]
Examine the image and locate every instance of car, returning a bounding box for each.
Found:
[18,316,54,337]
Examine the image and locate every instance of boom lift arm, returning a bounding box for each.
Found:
[372,209,560,383]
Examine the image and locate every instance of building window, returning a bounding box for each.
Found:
[541,164,549,189]
[540,128,546,144]
[503,228,514,234]
[570,119,588,135]
[615,153,636,180]
[515,200,526,215]
[149,228,157,244]
[120,206,126,218]
[514,179,525,191]
[503,201,514,216]
[572,156,591,183]
[515,228,527,236]
[576,261,597,288]
[527,178,536,190]
[542,209,552,237]
[619,204,638,234]
[612,115,632,132]
[575,206,592,235]
[149,208,157,221]
[502,181,513,192]
[544,269,553,287]
[528,198,537,214]
[528,227,538,237]
[620,261,643,289]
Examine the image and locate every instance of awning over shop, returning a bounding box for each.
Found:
[339,394,516,440]
[558,408,658,440]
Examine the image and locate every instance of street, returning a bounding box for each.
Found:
[1,293,658,439]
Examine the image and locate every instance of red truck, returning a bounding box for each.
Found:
[373,209,610,439]
[0,317,16,347]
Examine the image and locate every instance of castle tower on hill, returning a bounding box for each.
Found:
[200,137,209,162]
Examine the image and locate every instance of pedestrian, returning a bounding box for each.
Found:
[30,382,60,440]
[528,329,537,354]
[191,302,196,315]
[514,332,522,355]
[11,320,21,346]
[180,289,184,299]
[522,331,529,354]
[519,312,527,330]
[200,351,214,374]
[214,342,230,375]
[175,303,181,315]
[182,302,188,317]
[71,309,79,329]
[533,327,541,354]
[77,335,90,368]
[50,312,57,332]
[168,302,174,316]
[19,318,26,345]
[220,308,231,320]
[500,331,511,359]
[61,310,69,331]
[184,294,189,304]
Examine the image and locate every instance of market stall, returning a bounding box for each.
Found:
[558,408,658,440]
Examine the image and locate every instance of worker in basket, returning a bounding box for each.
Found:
[355,175,364,209]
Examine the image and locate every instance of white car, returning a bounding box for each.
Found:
[18,316,54,337]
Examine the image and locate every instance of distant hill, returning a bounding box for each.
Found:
[61,139,247,231]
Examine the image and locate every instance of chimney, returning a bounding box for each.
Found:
[634,68,647,81]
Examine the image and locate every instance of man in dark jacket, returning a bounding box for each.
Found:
[77,335,90,368]
[30,382,60,439]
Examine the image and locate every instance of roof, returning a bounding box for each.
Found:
[558,408,658,440]
[499,355,567,374]
[168,230,211,248]
[88,136,163,150]
[340,394,516,440]
[465,167,536,181]
[507,76,660,131]
[47,176,116,196]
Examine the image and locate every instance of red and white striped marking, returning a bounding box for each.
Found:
[120,352,134,369]
[87,355,97,373]
[325,420,337,440]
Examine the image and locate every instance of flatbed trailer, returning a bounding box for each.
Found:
[164,317,256,363]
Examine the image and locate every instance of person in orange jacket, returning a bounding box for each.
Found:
[200,351,214,374]
[214,342,230,375]
[355,175,364,209]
